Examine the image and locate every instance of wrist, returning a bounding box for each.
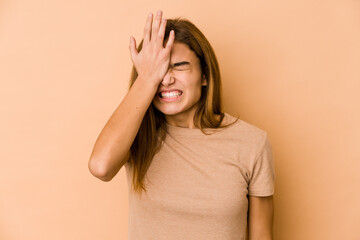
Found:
[135,76,159,91]
[136,76,159,88]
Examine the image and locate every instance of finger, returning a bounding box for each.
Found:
[165,30,175,52]
[143,13,153,45]
[151,10,162,42]
[129,36,138,60]
[157,18,166,43]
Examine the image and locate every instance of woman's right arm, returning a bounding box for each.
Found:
[88,77,158,181]
[88,10,174,181]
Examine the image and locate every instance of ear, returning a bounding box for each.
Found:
[201,74,207,86]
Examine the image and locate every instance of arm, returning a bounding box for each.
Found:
[88,10,175,181]
[247,195,274,240]
[88,77,158,181]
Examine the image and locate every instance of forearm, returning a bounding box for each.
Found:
[88,76,158,180]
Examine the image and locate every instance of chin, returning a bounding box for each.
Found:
[152,101,181,114]
[157,108,183,116]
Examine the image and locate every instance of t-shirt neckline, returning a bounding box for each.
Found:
[163,113,231,137]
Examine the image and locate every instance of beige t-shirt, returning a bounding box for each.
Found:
[124,112,276,240]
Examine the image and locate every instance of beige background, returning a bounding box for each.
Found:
[1,0,359,239]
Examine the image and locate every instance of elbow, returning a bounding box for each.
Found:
[88,158,112,182]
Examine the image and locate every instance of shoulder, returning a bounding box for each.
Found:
[221,112,268,144]
[216,113,269,159]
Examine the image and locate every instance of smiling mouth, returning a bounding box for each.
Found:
[158,91,183,99]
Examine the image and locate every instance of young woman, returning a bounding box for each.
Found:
[88,10,275,240]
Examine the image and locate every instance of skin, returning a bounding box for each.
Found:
[248,195,274,240]
[132,10,274,239]
[152,41,207,128]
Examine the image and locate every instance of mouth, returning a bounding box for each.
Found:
[157,90,183,102]
[158,90,183,98]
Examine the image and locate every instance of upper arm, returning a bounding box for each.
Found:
[89,150,131,182]
[247,195,274,240]
[103,150,131,181]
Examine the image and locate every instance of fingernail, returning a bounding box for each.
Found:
[148,13,152,18]
[157,10,162,16]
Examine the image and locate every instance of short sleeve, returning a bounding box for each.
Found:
[248,134,276,196]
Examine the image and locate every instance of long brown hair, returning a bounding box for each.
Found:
[127,17,239,196]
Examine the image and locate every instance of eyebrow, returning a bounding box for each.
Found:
[170,61,190,68]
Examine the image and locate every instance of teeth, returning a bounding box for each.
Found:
[160,91,182,98]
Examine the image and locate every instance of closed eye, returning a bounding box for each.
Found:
[173,67,188,71]
[169,61,190,71]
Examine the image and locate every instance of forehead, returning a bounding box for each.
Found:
[169,41,199,65]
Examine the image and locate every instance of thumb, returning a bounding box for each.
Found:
[129,36,138,60]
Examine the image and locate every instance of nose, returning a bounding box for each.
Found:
[161,68,175,86]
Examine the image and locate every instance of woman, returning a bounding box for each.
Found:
[88,10,275,240]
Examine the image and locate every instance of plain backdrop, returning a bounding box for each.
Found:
[1,0,359,239]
